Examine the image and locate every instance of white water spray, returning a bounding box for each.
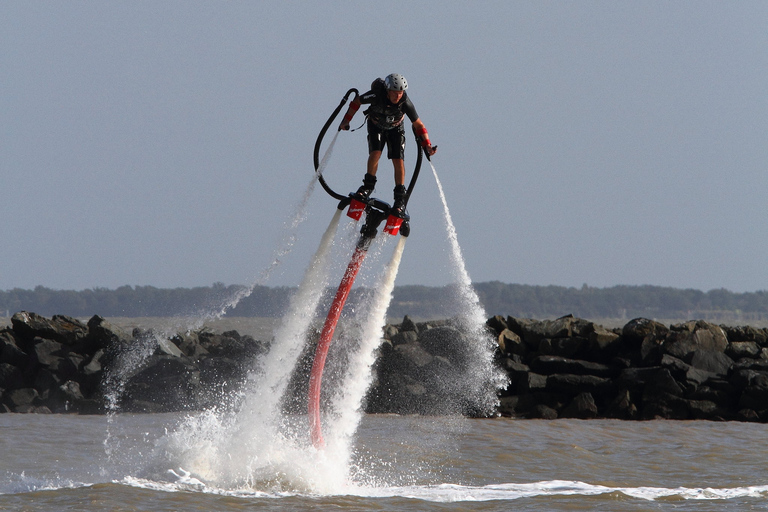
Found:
[105,135,344,477]
[164,209,347,488]
[241,208,342,421]
[158,149,508,494]
[429,161,508,413]
[197,131,342,325]
[102,134,341,411]
[327,236,407,464]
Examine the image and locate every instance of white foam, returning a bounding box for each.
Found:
[117,475,768,503]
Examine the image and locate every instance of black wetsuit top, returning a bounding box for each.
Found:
[359,78,419,130]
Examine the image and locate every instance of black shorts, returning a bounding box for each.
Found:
[367,119,406,160]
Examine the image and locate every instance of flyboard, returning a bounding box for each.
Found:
[308,88,428,448]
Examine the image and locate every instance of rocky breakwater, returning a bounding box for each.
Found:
[4,310,768,422]
[485,314,768,421]
[0,311,266,413]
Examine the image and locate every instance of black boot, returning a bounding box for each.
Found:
[392,184,406,217]
[354,173,376,201]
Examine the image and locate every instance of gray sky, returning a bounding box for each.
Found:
[3,1,767,293]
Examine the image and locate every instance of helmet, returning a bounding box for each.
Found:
[384,73,408,91]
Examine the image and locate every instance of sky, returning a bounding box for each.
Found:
[2,1,767,294]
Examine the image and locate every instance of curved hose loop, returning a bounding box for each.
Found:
[404,137,423,209]
[314,88,359,201]
[313,88,424,207]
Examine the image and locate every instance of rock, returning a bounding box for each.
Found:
[49,315,89,345]
[401,315,418,333]
[641,395,689,420]
[500,358,529,389]
[498,329,525,356]
[622,318,669,346]
[34,368,60,396]
[739,383,768,412]
[546,374,611,396]
[171,332,209,359]
[538,336,587,359]
[737,409,760,421]
[31,338,66,367]
[155,336,184,357]
[30,338,79,381]
[0,363,24,389]
[47,380,87,412]
[417,325,483,373]
[640,335,665,365]
[642,368,684,401]
[517,315,581,349]
[506,317,540,349]
[498,395,519,417]
[688,384,736,406]
[383,324,399,339]
[722,325,767,345]
[529,355,615,377]
[587,324,621,355]
[689,350,733,376]
[561,392,598,418]
[394,342,434,368]
[726,341,762,360]
[664,321,728,359]
[733,359,768,372]
[124,356,201,411]
[661,354,717,388]
[83,349,104,375]
[198,356,248,407]
[0,330,29,368]
[3,388,39,410]
[391,330,418,346]
[197,331,265,359]
[616,367,668,393]
[518,372,547,393]
[486,315,508,335]
[687,399,725,420]
[532,404,558,419]
[11,312,87,346]
[606,389,637,419]
[732,368,763,388]
[86,316,131,353]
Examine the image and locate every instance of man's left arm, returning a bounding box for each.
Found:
[412,118,437,156]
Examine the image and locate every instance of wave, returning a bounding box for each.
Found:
[114,476,768,502]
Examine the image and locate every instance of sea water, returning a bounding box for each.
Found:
[1,413,767,511]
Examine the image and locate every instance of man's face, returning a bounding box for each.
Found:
[387,89,404,103]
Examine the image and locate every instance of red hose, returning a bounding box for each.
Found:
[308,245,368,448]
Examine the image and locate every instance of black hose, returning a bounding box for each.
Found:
[403,144,423,209]
[313,89,358,201]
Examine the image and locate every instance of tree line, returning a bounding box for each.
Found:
[1,282,767,323]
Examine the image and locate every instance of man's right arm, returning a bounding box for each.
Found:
[339,97,362,131]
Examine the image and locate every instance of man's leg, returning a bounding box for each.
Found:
[367,151,382,177]
[355,151,382,200]
[392,158,405,186]
[388,127,407,215]
[391,159,407,216]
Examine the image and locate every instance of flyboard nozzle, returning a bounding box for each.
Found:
[345,195,410,238]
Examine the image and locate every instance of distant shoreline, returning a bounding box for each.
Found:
[2,283,768,325]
